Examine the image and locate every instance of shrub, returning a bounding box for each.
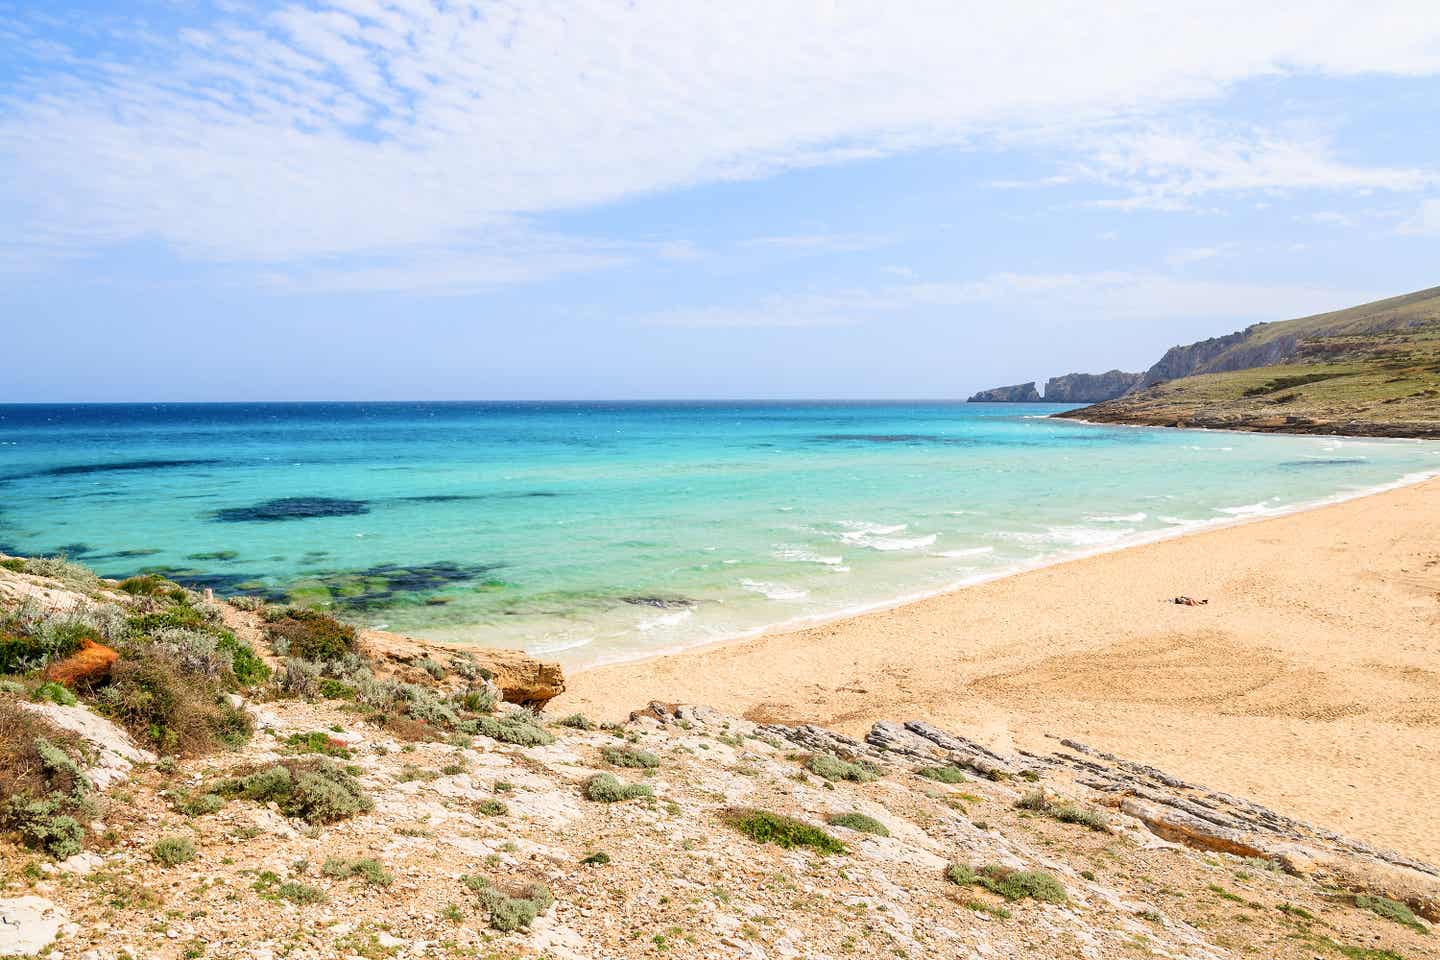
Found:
[0,702,92,858]
[217,760,372,824]
[583,773,653,803]
[217,632,270,686]
[477,798,508,816]
[285,732,352,759]
[415,657,445,679]
[580,851,610,866]
[807,753,877,783]
[0,601,100,674]
[723,808,846,854]
[175,792,225,816]
[457,685,496,713]
[1354,893,1427,933]
[119,574,177,597]
[555,713,596,730]
[917,765,968,784]
[322,857,393,887]
[21,557,105,593]
[827,812,890,837]
[462,875,553,931]
[601,745,659,769]
[1015,789,1110,832]
[0,557,25,572]
[946,864,1066,903]
[33,681,78,706]
[255,871,327,904]
[146,627,233,679]
[227,595,265,612]
[152,835,196,866]
[94,648,251,756]
[471,711,554,747]
[263,609,357,663]
[278,658,323,699]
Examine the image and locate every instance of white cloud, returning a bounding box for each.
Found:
[637,271,1373,329]
[742,233,891,254]
[1303,211,1356,226]
[2,0,1440,279]
[1164,244,1234,267]
[1400,198,1440,235]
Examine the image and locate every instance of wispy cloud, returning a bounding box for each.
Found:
[2,0,1439,288]
[637,271,1374,329]
[1400,198,1440,235]
[741,233,892,254]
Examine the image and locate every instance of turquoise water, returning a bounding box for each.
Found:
[2,402,1437,668]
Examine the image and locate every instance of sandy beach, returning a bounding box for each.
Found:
[559,475,1440,863]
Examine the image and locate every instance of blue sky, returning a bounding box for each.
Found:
[2,1,1438,401]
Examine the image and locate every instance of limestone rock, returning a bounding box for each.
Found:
[359,629,565,709]
[0,897,66,957]
[21,702,155,790]
[967,382,1042,403]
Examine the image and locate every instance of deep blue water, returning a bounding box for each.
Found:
[2,401,1436,667]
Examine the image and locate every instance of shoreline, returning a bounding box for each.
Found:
[565,458,1440,676]
[557,473,1440,862]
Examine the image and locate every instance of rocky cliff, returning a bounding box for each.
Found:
[1042,369,1144,402]
[966,381,1041,402]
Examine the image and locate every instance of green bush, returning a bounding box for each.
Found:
[555,713,596,730]
[827,812,890,837]
[946,863,1066,903]
[462,875,553,931]
[1015,789,1110,832]
[723,808,846,854]
[580,851,610,866]
[33,682,78,706]
[471,711,554,747]
[1,703,93,858]
[120,574,178,597]
[152,835,197,866]
[476,798,508,816]
[285,731,352,758]
[94,648,251,756]
[263,609,358,663]
[322,856,392,887]
[0,602,98,674]
[20,557,105,593]
[583,773,653,803]
[917,765,968,784]
[175,792,225,816]
[1354,893,1427,933]
[601,745,659,768]
[807,753,877,783]
[218,760,372,824]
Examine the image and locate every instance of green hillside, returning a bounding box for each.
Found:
[1058,286,1440,437]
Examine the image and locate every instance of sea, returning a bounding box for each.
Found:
[2,401,1436,668]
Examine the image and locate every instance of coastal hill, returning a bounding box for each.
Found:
[967,370,1142,404]
[2,553,1437,957]
[1056,285,1440,437]
[968,285,1440,436]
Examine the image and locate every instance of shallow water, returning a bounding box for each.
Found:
[2,401,1437,668]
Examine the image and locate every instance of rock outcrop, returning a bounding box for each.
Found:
[1042,369,1144,402]
[359,628,565,709]
[966,381,1041,402]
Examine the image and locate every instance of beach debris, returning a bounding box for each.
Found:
[1172,595,1209,606]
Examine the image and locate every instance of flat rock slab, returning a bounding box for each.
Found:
[0,896,67,957]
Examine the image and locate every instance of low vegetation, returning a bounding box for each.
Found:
[807,752,877,783]
[463,875,554,931]
[946,863,1067,903]
[0,698,92,858]
[601,744,659,768]
[583,773,653,803]
[723,808,846,854]
[827,811,890,836]
[1015,788,1111,832]
[216,760,373,824]
[151,835,197,866]
[322,856,393,887]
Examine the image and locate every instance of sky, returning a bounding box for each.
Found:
[2,1,1439,401]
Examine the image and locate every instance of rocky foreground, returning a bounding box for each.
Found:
[2,562,1438,960]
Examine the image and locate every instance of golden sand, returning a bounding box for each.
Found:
[558,477,1440,861]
